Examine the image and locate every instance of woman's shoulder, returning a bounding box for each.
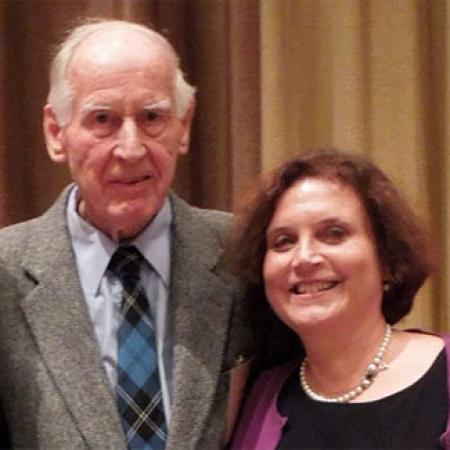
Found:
[377,329,444,396]
[354,329,445,402]
[401,329,446,376]
[401,329,445,362]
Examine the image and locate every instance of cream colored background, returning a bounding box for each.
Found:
[261,0,449,331]
[0,0,448,331]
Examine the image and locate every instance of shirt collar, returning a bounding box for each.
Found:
[67,186,172,296]
[132,198,172,286]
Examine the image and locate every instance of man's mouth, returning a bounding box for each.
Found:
[113,175,151,185]
[289,280,338,295]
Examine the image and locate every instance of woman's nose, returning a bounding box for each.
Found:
[292,240,322,269]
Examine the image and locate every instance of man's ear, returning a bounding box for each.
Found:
[43,104,67,163]
[178,99,195,155]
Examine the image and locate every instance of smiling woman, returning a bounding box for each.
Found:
[263,177,384,335]
[228,149,450,450]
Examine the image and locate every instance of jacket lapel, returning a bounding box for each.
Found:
[18,189,239,448]
[167,196,240,449]
[18,188,126,448]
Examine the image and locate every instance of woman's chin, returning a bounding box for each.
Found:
[283,306,342,335]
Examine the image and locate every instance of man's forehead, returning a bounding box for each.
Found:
[80,98,173,113]
[70,27,173,71]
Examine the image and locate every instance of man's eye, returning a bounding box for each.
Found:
[141,110,168,136]
[94,112,112,124]
[145,111,159,122]
[86,111,119,137]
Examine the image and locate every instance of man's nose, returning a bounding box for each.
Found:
[114,120,146,160]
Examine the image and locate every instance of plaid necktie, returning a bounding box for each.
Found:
[108,245,167,449]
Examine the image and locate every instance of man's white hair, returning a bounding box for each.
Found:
[47,19,196,126]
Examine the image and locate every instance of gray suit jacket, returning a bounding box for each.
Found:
[0,187,254,449]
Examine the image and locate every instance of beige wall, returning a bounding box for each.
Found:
[0,0,448,331]
[261,0,449,331]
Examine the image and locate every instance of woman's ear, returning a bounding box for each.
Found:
[43,104,67,163]
[382,266,393,292]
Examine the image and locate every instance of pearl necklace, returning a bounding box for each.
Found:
[299,324,392,403]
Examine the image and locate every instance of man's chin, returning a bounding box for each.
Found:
[78,203,156,242]
[105,204,157,239]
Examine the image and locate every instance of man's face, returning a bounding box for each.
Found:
[44,30,193,241]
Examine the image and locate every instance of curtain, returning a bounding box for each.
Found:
[0,0,260,220]
[0,0,448,331]
[260,0,449,332]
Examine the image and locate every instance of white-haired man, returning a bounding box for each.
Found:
[0,19,253,449]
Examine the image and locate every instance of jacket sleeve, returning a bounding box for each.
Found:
[439,333,450,449]
[230,362,295,450]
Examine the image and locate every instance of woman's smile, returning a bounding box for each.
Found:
[263,177,384,332]
[288,279,339,296]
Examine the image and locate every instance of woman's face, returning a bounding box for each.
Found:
[263,177,385,335]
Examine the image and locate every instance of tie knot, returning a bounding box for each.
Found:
[108,245,145,282]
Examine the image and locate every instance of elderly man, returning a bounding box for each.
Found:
[0,19,253,449]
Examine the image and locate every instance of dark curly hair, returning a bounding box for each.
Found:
[227,149,439,325]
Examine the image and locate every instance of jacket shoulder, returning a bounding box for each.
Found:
[186,204,232,231]
[170,193,233,242]
[0,219,38,266]
[0,187,70,271]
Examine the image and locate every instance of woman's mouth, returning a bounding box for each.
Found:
[289,280,339,295]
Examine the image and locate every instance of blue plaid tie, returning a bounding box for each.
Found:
[108,245,167,449]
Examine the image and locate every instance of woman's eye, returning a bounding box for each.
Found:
[269,235,295,252]
[321,226,347,243]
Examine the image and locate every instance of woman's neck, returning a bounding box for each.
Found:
[300,318,389,397]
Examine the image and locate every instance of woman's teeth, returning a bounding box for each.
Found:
[290,280,338,295]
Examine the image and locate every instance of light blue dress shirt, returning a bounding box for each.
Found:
[66,186,173,424]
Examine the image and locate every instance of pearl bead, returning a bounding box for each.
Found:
[299,324,392,403]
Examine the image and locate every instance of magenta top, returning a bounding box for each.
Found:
[231,333,450,450]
